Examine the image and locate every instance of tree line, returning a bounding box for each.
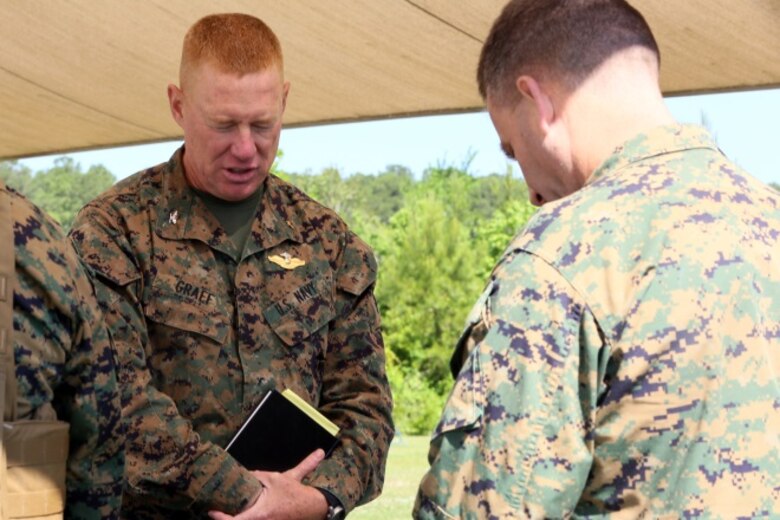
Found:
[2,156,778,433]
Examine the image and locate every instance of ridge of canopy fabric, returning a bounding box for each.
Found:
[1,0,778,159]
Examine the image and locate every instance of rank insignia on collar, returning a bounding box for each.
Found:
[169,210,178,225]
[268,252,306,269]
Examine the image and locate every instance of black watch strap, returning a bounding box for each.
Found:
[317,488,345,520]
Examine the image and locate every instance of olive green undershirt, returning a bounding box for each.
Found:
[193,184,264,253]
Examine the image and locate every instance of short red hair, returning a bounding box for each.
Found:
[180,13,283,87]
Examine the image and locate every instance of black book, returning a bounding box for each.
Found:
[226,388,340,472]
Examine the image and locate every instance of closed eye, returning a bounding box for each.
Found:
[212,122,235,132]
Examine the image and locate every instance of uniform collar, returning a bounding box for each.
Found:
[244,175,304,258]
[155,147,303,259]
[586,124,721,186]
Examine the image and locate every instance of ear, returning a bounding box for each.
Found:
[515,75,556,133]
[167,83,185,127]
[281,81,291,113]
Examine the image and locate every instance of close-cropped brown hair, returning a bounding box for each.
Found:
[180,13,283,87]
[477,0,659,102]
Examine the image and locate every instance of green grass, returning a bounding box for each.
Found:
[350,434,430,519]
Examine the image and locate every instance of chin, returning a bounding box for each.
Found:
[227,185,262,201]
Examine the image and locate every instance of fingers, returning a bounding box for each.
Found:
[207,512,231,520]
[284,448,325,481]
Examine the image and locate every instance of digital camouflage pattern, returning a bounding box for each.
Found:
[69,148,394,519]
[6,184,124,519]
[415,125,780,518]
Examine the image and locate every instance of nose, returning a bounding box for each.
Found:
[230,127,256,160]
[529,189,546,207]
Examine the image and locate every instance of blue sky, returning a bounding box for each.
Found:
[17,87,780,186]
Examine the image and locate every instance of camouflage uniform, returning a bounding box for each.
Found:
[6,184,124,518]
[415,125,780,518]
[69,148,394,518]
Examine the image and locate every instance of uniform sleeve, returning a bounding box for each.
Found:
[305,231,395,512]
[11,197,125,519]
[414,251,606,518]
[70,205,261,514]
[60,253,126,519]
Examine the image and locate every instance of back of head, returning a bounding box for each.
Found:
[478,0,659,102]
[180,13,283,87]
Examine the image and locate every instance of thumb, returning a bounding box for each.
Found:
[285,448,325,481]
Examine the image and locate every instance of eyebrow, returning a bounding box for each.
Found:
[500,142,514,160]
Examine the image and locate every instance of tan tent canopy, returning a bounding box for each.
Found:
[1,0,778,160]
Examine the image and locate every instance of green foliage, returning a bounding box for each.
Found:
[344,166,414,224]
[368,164,535,433]
[283,164,414,225]
[377,193,484,397]
[386,363,446,435]
[474,197,537,280]
[0,160,34,193]
[469,167,530,220]
[0,157,116,230]
[770,182,780,192]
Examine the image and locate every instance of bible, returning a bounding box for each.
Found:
[226,388,340,472]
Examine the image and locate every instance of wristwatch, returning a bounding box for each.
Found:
[319,488,345,520]
[326,503,345,520]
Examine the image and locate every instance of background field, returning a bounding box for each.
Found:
[350,435,430,519]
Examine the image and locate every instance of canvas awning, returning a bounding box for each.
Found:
[1,0,778,160]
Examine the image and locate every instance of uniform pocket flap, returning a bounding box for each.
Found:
[434,349,484,436]
[450,282,492,377]
[335,234,377,296]
[143,274,228,344]
[263,275,335,346]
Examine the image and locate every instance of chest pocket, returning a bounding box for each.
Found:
[449,280,493,377]
[263,274,335,346]
[434,347,484,437]
[435,281,494,437]
[143,273,229,344]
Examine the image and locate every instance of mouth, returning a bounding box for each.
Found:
[223,166,259,181]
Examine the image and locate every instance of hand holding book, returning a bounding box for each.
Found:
[208,447,329,520]
[226,389,340,472]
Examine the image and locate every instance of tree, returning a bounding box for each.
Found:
[416,166,476,225]
[469,167,528,221]
[375,191,484,433]
[0,157,116,230]
[28,158,116,229]
[344,165,414,224]
[0,160,34,193]
[474,198,537,280]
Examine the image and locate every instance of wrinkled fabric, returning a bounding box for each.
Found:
[69,148,393,518]
[415,125,780,519]
[8,184,124,519]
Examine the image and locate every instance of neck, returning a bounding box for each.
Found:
[562,51,676,178]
